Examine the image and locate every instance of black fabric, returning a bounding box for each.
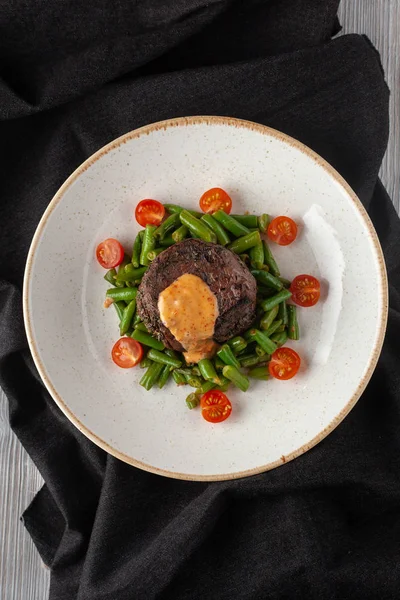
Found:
[1,1,399,598]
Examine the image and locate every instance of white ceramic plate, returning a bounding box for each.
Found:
[23,117,388,481]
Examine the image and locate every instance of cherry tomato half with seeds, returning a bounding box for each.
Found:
[135,199,165,227]
[112,338,143,368]
[267,216,298,246]
[96,238,124,269]
[200,390,232,423]
[199,188,232,214]
[269,347,301,380]
[290,274,321,307]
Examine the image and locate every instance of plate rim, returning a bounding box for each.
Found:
[23,115,389,481]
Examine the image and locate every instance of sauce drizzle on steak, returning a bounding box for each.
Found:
[137,238,257,354]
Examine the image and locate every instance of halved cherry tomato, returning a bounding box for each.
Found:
[135,199,165,227]
[112,338,143,368]
[96,238,124,269]
[290,274,321,307]
[200,390,232,423]
[267,216,298,246]
[199,188,232,214]
[269,347,301,380]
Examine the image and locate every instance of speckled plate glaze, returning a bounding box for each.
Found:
[23,116,388,481]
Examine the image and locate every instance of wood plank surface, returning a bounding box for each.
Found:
[0,2,399,597]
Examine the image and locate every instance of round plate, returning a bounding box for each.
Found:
[23,116,388,481]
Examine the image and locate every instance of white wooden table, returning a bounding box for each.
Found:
[1,2,399,597]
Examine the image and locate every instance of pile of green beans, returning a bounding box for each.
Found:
[103,203,301,400]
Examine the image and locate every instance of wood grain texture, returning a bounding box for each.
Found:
[0,2,399,598]
[0,390,49,599]
[338,0,400,212]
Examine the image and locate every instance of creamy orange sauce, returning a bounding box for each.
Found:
[158,274,219,363]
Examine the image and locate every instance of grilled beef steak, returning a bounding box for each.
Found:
[137,238,257,352]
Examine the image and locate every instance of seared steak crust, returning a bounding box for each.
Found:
[137,238,257,351]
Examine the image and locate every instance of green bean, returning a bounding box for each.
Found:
[260,305,279,331]
[270,331,288,347]
[133,313,142,327]
[240,353,267,368]
[198,359,221,384]
[249,239,264,269]
[222,366,249,392]
[245,328,277,355]
[200,214,231,246]
[199,380,217,394]
[139,230,145,241]
[140,224,157,266]
[251,269,283,291]
[258,214,270,233]
[186,374,203,388]
[175,368,193,377]
[116,266,147,282]
[257,285,276,298]
[104,268,122,287]
[219,375,231,387]
[165,349,181,360]
[191,366,201,376]
[215,383,231,392]
[120,299,136,335]
[146,349,181,368]
[172,225,189,242]
[179,210,217,243]
[118,253,131,272]
[186,393,200,409]
[132,233,142,268]
[227,336,247,355]
[255,344,267,357]
[278,300,289,327]
[217,344,240,368]
[159,236,175,247]
[158,365,171,389]
[175,368,203,388]
[279,276,292,288]
[140,357,153,369]
[134,322,148,332]
[261,241,280,278]
[147,248,164,261]
[214,356,225,371]
[213,210,250,237]
[113,300,126,322]
[239,254,250,266]
[106,287,138,302]
[131,329,165,351]
[164,204,202,218]
[172,370,186,385]
[229,230,261,254]
[260,289,292,312]
[140,362,164,391]
[287,305,300,340]
[125,281,135,288]
[264,319,283,338]
[248,366,270,380]
[154,213,181,240]
[231,214,258,228]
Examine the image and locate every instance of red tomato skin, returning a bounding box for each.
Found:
[268,347,301,380]
[290,274,321,307]
[267,216,298,246]
[199,188,232,214]
[96,238,124,269]
[200,390,232,423]
[135,199,165,227]
[111,338,143,368]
